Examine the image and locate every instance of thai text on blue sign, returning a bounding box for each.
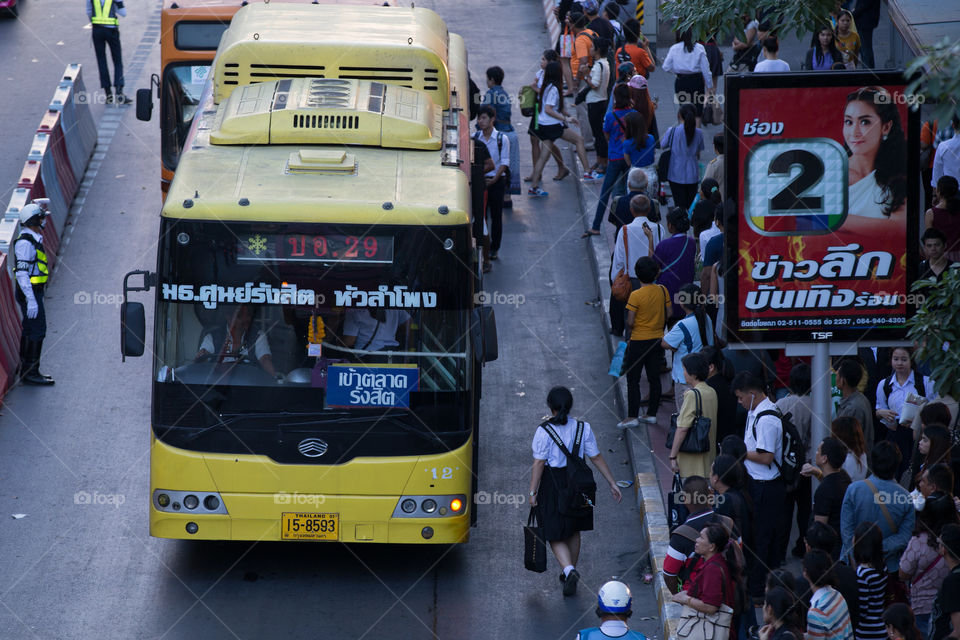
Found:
[326,364,419,409]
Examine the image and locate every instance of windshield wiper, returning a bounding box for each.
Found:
[183,411,331,442]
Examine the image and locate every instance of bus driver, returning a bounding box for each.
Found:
[196,304,278,377]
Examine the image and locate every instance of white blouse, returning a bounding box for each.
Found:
[662,42,713,88]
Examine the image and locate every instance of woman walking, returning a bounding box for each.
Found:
[586,84,636,234]
[529,386,622,596]
[804,25,843,71]
[527,61,593,198]
[668,352,718,479]
[662,29,712,122]
[661,104,704,211]
[526,50,567,182]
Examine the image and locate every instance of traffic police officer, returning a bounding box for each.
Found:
[577,580,647,639]
[15,202,54,386]
[87,0,130,104]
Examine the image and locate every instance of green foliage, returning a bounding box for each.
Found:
[905,38,960,123]
[659,0,838,43]
[907,268,960,400]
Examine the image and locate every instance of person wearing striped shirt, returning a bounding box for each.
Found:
[851,522,887,640]
[803,550,854,640]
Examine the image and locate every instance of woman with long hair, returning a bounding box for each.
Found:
[831,416,869,482]
[526,61,591,197]
[898,493,959,638]
[804,25,843,70]
[528,386,622,596]
[853,522,888,640]
[882,604,923,640]
[671,523,743,632]
[843,87,907,220]
[661,104,704,211]
[701,345,740,444]
[621,111,655,169]
[662,281,714,406]
[525,50,567,182]
[924,174,960,261]
[585,37,612,176]
[627,73,659,143]
[586,83,636,235]
[759,587,805,640]
[916,424,952,479]
[662,29,712,122]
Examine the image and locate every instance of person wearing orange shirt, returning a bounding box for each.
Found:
[616,18,655,78]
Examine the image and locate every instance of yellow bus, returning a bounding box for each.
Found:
[137,0,394,199]
[122,3,496,544]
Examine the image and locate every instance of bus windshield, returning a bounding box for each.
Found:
[152,219,474,456]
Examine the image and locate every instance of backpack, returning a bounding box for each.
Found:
[751,408,804,487]
[882,371,926,402]
[543,421,597,518]
[473,130,510,183]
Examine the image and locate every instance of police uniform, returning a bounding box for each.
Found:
[14,226,54,385]
[87,0,128,102]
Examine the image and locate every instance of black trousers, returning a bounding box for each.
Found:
[587,100,608,159]
[775,475,811,565]
[608,273,634,337]
[748,476,786,597]
[670,181,698,211]
[623,338,663,418]
[484,175,506,252]
[15,285,46,341]
[92,25,124,91]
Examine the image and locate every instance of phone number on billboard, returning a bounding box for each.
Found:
[743,317,905,329]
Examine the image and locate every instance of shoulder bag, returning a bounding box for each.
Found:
[657,126,675,181]
[666,387,712,454]
[612,231,632,302]
[676,561,735,640]
[543,422,597,517]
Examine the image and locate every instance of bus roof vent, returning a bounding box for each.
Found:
[210,78,442,150]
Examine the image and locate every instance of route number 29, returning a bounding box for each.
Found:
[745,138,848,236]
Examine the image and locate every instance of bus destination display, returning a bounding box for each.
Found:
[238,233,395,264]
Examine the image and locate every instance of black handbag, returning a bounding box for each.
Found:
[523,507,548,572]
[665,388,712,454]
[657,126,674,181]
[574,84,591,105]
[667,472,688,532]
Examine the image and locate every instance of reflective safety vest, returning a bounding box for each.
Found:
[15,233,49,286]
[579,628,647,640]
[91,0,119,26]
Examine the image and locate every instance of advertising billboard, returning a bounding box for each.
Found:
[724,71,920,344]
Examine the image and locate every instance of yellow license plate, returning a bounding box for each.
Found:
[280,512,339,541]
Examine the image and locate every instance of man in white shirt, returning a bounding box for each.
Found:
[753,36,790,72]
[197,304,277,377]
[343,308,411,355]
[733,370,785,600]
[932,115,960,186]
[474,105,510,260]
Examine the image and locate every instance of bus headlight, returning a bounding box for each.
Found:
[183,495,199,510]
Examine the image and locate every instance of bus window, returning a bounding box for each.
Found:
[161,63,208,172]
[174,22,229,51]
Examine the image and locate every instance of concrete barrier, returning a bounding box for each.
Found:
[0,64,97,401]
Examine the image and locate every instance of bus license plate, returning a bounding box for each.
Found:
[280,512,339,541]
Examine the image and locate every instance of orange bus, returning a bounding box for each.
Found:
[137,0,392,198]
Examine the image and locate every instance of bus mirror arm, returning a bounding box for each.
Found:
[121,270,156,362]
[136,74,160,122]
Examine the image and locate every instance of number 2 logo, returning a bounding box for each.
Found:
[745,138,848,236]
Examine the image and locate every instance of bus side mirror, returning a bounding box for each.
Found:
[136,88,153,122]
[471,306,498,363]
[122,302,146,358]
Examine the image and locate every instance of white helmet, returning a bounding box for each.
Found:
[598,580,633,614]
[19,203,45,224]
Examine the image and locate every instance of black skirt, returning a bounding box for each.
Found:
[674,72,705,118]
[538,465,593,541]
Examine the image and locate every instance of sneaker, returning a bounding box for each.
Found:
[584,142,595,151]
[105,92,114,104]
[581,170,602,182]
[617,418,640,429]
[490,252,499,260]
[639,415,657,424]
[562,569,580,596]
[527,187,548,197]
[114,92,132,105]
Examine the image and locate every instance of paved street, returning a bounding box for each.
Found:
[0,1,660,638]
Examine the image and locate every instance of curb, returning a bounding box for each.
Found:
[542,4,677,638]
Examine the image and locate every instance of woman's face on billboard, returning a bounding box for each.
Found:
[843,99,892,160]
